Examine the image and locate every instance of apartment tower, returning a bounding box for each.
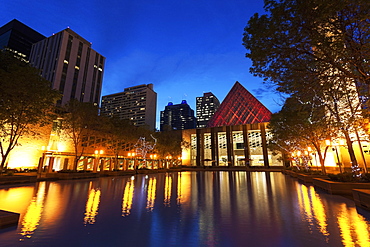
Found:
[101,84,157,130]
[30,28,105,106]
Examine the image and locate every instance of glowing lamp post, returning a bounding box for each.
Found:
[128,152,137,171]
[94,149,104,172]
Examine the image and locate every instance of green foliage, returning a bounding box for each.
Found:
[6,171,14,176]
[328,172,357,182]
[60,99,100,170]
[244,0,370,171]
[0,51,61,171]
[268,96,332,154]
[243,0,370,90]
[154,130,184,158]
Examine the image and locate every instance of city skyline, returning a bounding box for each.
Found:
[1,0,285,129]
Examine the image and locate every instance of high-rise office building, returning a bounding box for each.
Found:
[160,100,196,131]
[101,84,157,130]
[0,19,45,60]
[196,92,220,128]
[29,28,105,106]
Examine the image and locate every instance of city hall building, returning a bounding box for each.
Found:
[181,82,282,167]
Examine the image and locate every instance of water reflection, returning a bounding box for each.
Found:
[164,174,172,207]
[83,183,101,225]
[20,182,46,239]
[146,177,156,212]
[1,172,370,246]
[337,203,370,246]
[122,178,134,216]
[296,183,329,239]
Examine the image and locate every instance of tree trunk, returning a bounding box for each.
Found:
[343,130,360,174]
[313,143,327,175]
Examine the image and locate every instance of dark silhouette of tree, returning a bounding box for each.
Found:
[269,96,333,174]
[243,0,370,90]
[60,99,99,170]
[154,130,182,159]
[100,116,138,170]
[243,0,370,172]
[0,51,61,172]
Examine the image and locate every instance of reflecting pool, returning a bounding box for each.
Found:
[1,172,370,247]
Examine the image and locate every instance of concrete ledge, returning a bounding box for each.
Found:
[0,210,20,229]
[297,173,329,183]
[353,189,370,210]
[313,178,370,195]
[100,170,136,176]
[0,175,37,185]
[40,172,99,180]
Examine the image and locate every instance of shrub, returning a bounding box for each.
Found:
[328,172,357,182]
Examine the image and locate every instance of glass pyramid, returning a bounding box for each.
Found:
[206,81,271,127]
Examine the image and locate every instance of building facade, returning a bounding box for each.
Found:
[101,84,157,130]
[30,28,105,106]
[182,82,278,166]
[160,100,196,131]
[0,19,45,61]
[196,92,220,128]
[181,123,283,167]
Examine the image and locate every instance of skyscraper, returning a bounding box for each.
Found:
[160,100,196,131]
[196,92,220,128]
[0,19,45,60]
[29,28,105,106]
[101,84,157,130]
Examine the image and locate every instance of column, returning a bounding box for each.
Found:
[37,153,45,177]
[93,158,99,172]
[242,124,251,167]
[63,158,69,170]
[211,127,219,166]
[260,123,270,167]
[123,159,128,171]
[196,128,204,167]
[100,159,105,172]
[83,158,88,171]
[226,126,234,167]
[109,159,113,171]
[47,157,55,173]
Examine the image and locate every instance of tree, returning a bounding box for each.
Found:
[243,0,370,172]
[243,0,370,91]
[0,51,61,172]
[269,96,333,174]
[100,116,137,170]
[154,130,185,159]
[60,99,100,170]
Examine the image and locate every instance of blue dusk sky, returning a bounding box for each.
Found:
[1,0,285,129]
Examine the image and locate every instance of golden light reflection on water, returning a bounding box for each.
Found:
[297,184,314,230]
[20,182,46,239]
[122,179,134,216]
[296,183,328,237]
[309,187,329,237]
[164,174,172,207]
[83,185,101,225]
[146,177,156,212]
[177,172,191,205]
[337,203,370,247]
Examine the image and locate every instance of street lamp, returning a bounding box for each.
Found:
[94,149,104,172]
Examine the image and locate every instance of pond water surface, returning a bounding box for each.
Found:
[0,171,370,247]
